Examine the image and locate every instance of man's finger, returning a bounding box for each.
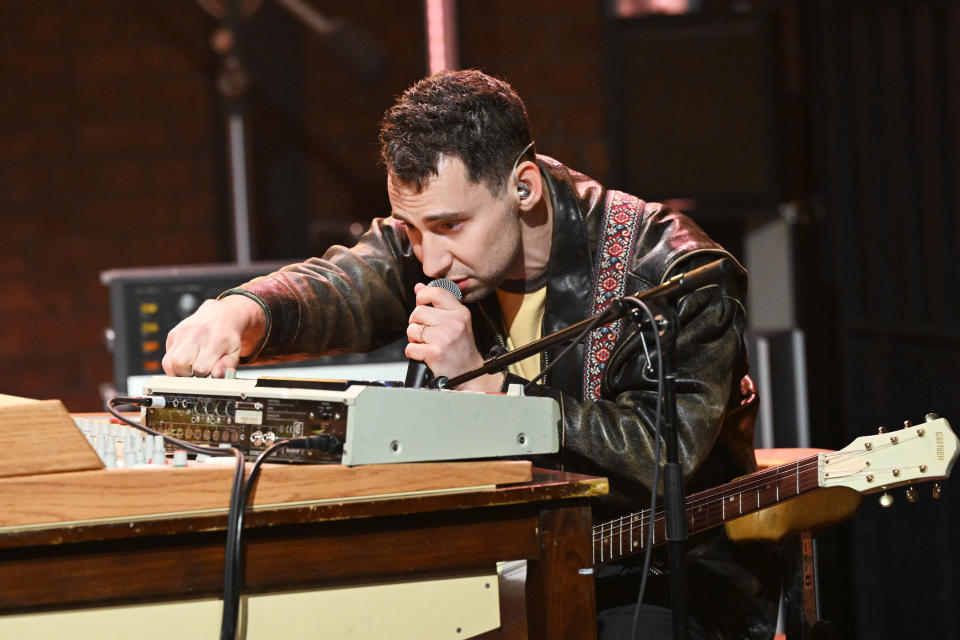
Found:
[408,303,447,327]
[162,341,200,377]
[210,352,241,379]
[406,323,423,344]
[404,341,432,364]
[415,284,461,309]
[190,334,238,378]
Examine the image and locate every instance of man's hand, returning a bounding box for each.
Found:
[162,295,267,378]
[405,283,504,392]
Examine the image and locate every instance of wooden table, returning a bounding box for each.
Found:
[0,464,607,639]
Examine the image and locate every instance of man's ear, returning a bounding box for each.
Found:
[515,160,544,212]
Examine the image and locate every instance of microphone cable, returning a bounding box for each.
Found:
[622,299,665,640]
[507,295,667,640]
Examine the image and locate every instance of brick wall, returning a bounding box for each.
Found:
[0,1,221,410]
[299,1,428,251]
[459,0,609,182]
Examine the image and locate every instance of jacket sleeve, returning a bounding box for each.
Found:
[227,218,425,363]
[523,255,748,502]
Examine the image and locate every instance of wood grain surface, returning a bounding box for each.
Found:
[0,460,533,530]
[0,396,103,478]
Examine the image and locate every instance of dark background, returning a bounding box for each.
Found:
[1,0,957,637]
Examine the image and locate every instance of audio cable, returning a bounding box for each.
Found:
[223,434,341,639]
[104,397,340,640]
[622,299,665,640]
[495,297,666,640]
[105,396,247,640]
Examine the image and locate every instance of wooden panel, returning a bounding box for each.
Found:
[0,467,605,640]
[0,470,607,550]
[0,507,541,613]
[0,460,533,529]
[526,505,596,640]
[241,512,542,590]
[0,396,103,478]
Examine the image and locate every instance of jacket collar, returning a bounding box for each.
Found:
[472,156,606,395]
[538,155,600,336]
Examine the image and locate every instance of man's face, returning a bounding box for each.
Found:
[387,155,523,303]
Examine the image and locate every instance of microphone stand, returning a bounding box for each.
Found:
[204,0,389,265]
[651,301,690,640]
[438,258,732,640]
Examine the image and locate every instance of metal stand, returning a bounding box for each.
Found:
[205,0,389,265]
[654,304,691,640]
[437,260,735,639]
[613,295,689,640]
[212,0,255,264]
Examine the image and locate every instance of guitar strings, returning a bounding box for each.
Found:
[592,457,821,548]
[593,456,820,538]
[592,437,922,546]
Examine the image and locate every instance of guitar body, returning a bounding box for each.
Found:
[725,485,862,543]
[727,447,862,544]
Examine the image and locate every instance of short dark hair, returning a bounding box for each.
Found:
[379,69,535,195]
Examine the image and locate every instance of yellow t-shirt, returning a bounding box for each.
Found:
[495,285,547,381]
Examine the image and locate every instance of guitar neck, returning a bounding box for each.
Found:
[593,455,821,567]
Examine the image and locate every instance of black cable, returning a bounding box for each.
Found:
[226,439,292,618]
[223,434,340,635]
[510,296,666,636]
[625,298,665,640]
[219,452,247,640]
[504,294,667,638]
[105,396,241,459]
[106,397,341,639]
[104,396,247,640]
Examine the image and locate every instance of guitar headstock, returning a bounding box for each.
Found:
[820,415,958,496]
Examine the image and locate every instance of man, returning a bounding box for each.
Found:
[164,69,777,639]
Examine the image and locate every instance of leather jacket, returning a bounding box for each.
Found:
[232,156,778,639]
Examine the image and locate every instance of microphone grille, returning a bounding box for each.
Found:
[428,278,463,302]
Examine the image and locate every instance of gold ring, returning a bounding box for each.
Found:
[419,324,426,343]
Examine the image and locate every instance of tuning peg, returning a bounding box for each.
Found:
[879,492,894,508]
[932,483,942,499]
[925,413,939,422]
[903,420,913,429]
[877,426,887,434]
[905,486,918,503]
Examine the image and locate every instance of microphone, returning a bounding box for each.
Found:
[661,257,732,295]
[404,278,463,389]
